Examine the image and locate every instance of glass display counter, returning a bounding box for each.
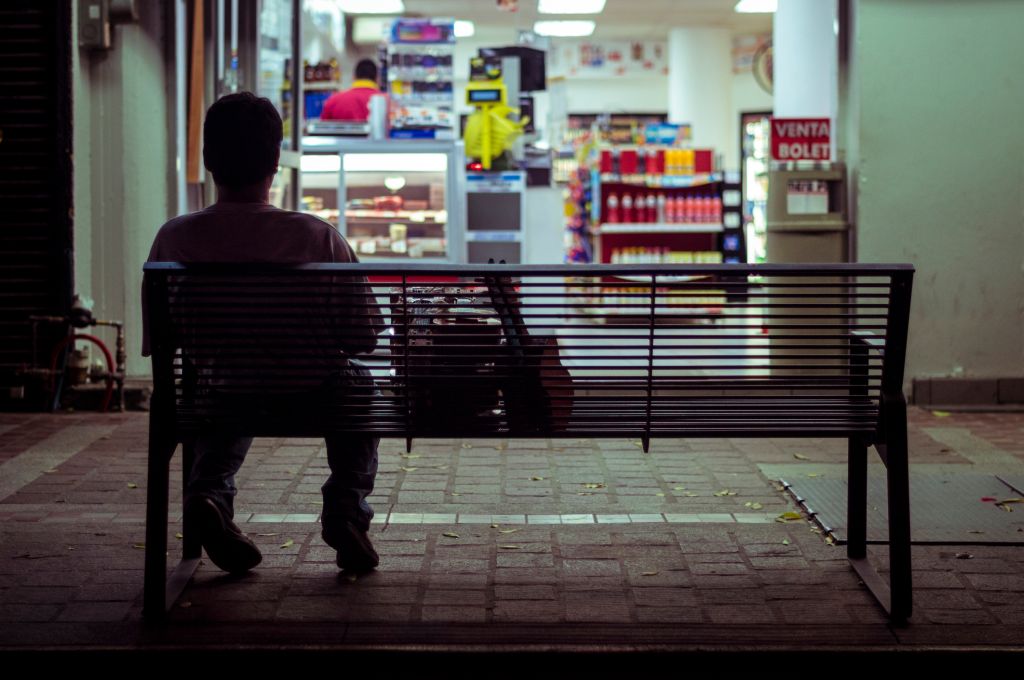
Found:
[300,138,465,262]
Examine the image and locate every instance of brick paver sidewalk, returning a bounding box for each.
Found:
[1,408,1022,653]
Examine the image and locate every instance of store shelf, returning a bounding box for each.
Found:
[595,223,723,234]
[345,209,446,224]
[605,274,711,283]
[573,304,725,318]
[303,82,340,91]
[599,173,722,188]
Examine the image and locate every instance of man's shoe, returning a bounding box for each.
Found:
[186,497,262,574]
[322,521,379,573]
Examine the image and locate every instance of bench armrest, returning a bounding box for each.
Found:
[850,330,885,355]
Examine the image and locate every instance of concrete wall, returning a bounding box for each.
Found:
[73,2,175,378]
[849,0,1024,386]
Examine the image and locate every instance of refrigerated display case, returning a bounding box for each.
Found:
[740,111,772,263]
[300,138,465,262]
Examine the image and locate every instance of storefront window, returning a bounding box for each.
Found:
[258,0,296,149]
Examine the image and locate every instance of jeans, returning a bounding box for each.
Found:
[185,360,380,534]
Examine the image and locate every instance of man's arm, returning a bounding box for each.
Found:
[328,229,383,356]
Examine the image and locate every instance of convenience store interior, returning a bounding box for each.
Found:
[57,0,1022,402]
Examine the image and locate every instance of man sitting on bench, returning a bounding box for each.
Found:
[141,92,383,575]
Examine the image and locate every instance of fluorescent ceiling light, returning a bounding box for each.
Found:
[533,20,596,37]
[338,0,404,14]
[454,20,475,38]
[734,0,777,13]
[538,0,606,14]
[343,153,447,173]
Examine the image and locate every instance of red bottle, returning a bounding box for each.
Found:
[646,194,657,223]
[621,193,634,223]
[606,192,620,223]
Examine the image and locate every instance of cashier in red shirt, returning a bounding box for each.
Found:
[321,59,380,122]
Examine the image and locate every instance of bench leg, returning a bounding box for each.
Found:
[847,404,913,626]
[884,405,913,624]
[144,438,205,622]
[181,442,202,560]
[143,427,174,622]
[846,438,868,560]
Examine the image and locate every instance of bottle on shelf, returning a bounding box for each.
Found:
[683,195,695,223]
[646,193,657,223]
[656,193,666,223]
[606,192,619,223]
[621,193,633,223]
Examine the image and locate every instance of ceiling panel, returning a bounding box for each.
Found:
[400,0,772,39]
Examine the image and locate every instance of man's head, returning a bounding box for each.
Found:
[354,58,377,83]
[203,92,282,190]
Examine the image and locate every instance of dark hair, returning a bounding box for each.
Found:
[203,92,282,189]
[354,58,377,82]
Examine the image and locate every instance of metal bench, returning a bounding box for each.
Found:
[142,262,914,624]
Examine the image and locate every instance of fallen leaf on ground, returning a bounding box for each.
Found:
[498,545,521,550]
[713,489,737,497]
[461,443,473,449]
[127,483,138,489]
[744,502,763,510]
[656,492,666,497]
[673,486,686,491]
[279,539,294,549]
[44,469,59,474]
[640,571,659,577]
[931,410,951,417]
[582,483,605,489]
[685,492,699,497]
[782,539,790,546]
[174,532,183,540]
[132,544,145,549]
[633,441,643,448]
[578,492,594,496]
[442,532,460,539]
[67,547,75,551]
[955,552,973,560]
[531,476,546,481]
[256,533,279,537]
[824,536,836,546]
[807,473,822,478]
[995,498,1024,512]
[498,529,521,535]
[451,492,461,496]
[490,524,500,529]
[776,512,803,523]
[400,466,418,472]
[400,454,421,459]
[793,454,810,461]
[344,573,358,583]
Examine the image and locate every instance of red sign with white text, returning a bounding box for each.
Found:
[770,118,831,161]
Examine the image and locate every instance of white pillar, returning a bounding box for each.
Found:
[773,0,838,152]
[667,27,733,168]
